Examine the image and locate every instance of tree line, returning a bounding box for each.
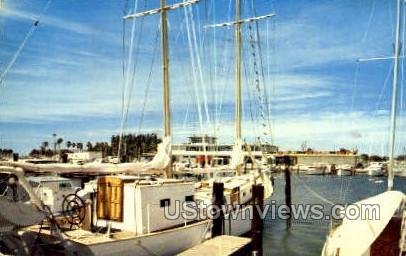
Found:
[29,133,161,162]
[0,148,14,159]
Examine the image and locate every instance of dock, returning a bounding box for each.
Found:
[177,235,252,256]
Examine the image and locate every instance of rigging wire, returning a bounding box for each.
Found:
[349,62,360,134]
[124,0,147,132]
[266,17,275,143]
[202,0,230,137]
[138,25,160,133]
[118,0,139,160]
[209,0,219,136]
[215,0,234,136]
[247,23,266,137]
[184,3,204,133]
[187,4,211,127]
[398,1,406,151]
[361,0,377,43]
[375,63,394,112]
[122,0,147,154]
[250,0,272,139]
[242,32,258,138]
[121,0,129,140]
[0,0,53,86]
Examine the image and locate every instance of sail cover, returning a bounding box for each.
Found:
[229,139,244,170]
[3,137,172,175]
[133,136,171,171]
[119,136,172,174]
[322,190,404,256]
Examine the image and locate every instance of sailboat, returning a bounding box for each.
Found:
[192,0,275,236]
[0,1,213,255]
[336,164,353,176]
[0,168,212,255]
[321,0,405,255]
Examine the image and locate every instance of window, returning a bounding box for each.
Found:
[160,198,170,207]
[29,181,40,188]
[185,195,194,202]
[59,182,72,189]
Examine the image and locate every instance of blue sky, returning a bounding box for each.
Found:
[0,0,405,155]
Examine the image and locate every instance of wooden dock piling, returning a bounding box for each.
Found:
[284,155,292,229]
[251,184,264,256]
[212,182,225,237]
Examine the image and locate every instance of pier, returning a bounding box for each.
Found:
[177,235,252,256]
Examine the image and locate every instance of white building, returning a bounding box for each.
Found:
[67,151,103,164]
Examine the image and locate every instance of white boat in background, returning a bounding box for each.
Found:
[336,168,352,176]
[394,160,406,176]
[394,170,406,177]
[365,162,385,176]
[293,164,309,173]
[306,163,327,175]
[336,165,353,176]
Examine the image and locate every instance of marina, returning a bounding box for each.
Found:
[1,0,406,255]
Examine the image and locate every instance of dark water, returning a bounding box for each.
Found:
[263,174,406,256]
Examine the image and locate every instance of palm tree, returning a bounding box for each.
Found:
[41,141,49,155]
[66,141,72,149]
[57,138,63,153]
[86,141,93,151]
[52,133,57,155]
[42,141,49,149]
[77,142,83,152]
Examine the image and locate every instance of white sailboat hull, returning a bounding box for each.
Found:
[69,220,211,256]
[337,169,352,176]
[306,169,325,175]
[367,168,384,176]
[394,170,406,177]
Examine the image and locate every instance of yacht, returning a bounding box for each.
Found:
[336,165,353,176]
[365,162,385,176]
[0,167,212,256]
[194,168,273,236]
[306,163,327,175]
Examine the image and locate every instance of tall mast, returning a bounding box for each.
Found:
[124,0,199,177]
[161,0,171,138]
[205,4,274,175]
[388,0,402,190]
[235,0,242,141]
[235,0,242,175]
[161,0,172,177]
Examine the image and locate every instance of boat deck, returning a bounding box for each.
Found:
[64,229,137,244]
